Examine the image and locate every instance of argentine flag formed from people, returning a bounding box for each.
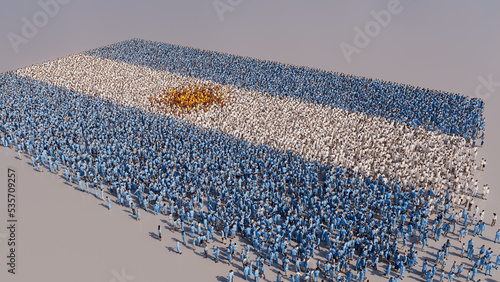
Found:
[2,38,484,195]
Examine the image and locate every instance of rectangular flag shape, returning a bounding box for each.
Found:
[11,39,484,192]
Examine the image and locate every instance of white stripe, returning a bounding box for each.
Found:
[15,54,475,189]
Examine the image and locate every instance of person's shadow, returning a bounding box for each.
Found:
[149,232,159,240]
[234,272,245,280]
[215,275,226,282]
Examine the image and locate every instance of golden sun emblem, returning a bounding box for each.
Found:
[149,84,228,115]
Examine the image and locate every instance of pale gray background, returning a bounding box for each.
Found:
[1,1,499,281]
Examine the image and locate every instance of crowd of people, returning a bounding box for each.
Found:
[87,39,485,141]
[16,47,481,194]
[0,39,494,282]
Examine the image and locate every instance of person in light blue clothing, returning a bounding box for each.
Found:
[448,271,455,282]
[244,264,250,280]
[276,272,282,282]
[467,246,474,260]
[385,262,392,277]
[295,259,301,272]
[490,254,500,270]
[456,263,464,278]
[227,270,234,282]
[106,196,111,210]
[253,268,260,282]
[313,267,320,282]
[227,248,232,265]
[422,236,427,250]
[294,272,300,282]
[213,246,219,263]
[439,270,445,281]
[190,224,195,238]
[48,159,53,172]
[259,265,265,280]
[176,239,182,254]
[84,181,90,193]
[485,261,493,276]
[471,266,477,281]
[399,262,405,279]
[93,184,99,198]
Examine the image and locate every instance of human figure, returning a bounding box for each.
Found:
[176,240,182,254]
